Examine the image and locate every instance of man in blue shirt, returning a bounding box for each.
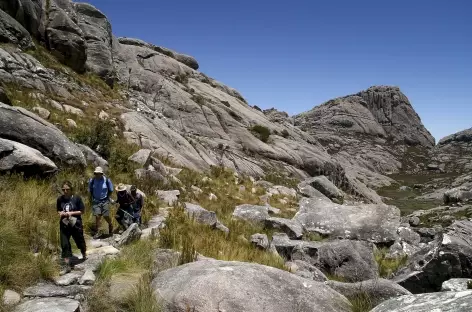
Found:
[88,166,114,239]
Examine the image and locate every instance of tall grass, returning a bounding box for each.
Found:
[374,248,408,278]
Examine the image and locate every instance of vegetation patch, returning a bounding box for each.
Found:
[348,292,373,312]
[250,125,271,143]
[374,248,408,278]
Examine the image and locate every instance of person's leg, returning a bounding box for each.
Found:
[71,224,87,259]
[59,225,73,274]
[92,202,102,237]
[101,201,113,234]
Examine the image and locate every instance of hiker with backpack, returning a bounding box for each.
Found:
[130,185,144,225]
[88,166,114,239]
[57,181,86,275]
[114,183,135,231]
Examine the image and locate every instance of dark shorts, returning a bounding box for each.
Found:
[92,200,110,217]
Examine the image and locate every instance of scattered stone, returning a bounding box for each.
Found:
[268,185,297,197]
[397,226,421,245]
[371,290,472,312]
[76,143,108,170]
[208,193,218,201]
[191,185,203,195]
[152,260,351,312]
[135,169,166,182]
[98,110,109,120]
[66,119,77,128]
[399,186,411,191]
[2,289,20,306]
[409,216,420,227]
[233,204,279,223]
[184,203,228,233]
[23,283,86,298]
[250,233,270,250]
[264,217,303,239]
[13,298,80,312]
[304,176,344,201]
[115,223,142,246]
[87,245,120,257]
[128,149,152,167]
[32,107,51,119]
[239,185,246,193]
[48,100,64,111]
[157,190,180,205]
[54,272,82,286]
[141,215,166,240]
[63,104,85,117]
[326,279,412,308]
[285,260,327,282]
[79,269,96,285]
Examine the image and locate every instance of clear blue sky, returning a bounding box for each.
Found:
[84,0,471,141]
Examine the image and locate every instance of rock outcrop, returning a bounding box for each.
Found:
[0,8,34,49]
[152,259,352,312]
[0,103,86,166]
[432,127,472,173]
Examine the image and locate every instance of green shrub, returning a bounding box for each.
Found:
[348,292,373,312]
[192,94,205,106]
[250,125,270,143]
[374,248,408,278]
[253,105,262,112]
[73,120,115,158]
[229,110,242,122]
[174,73,188,84]
[281,129,290,138]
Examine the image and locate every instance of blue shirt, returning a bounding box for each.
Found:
[88,176,113,202]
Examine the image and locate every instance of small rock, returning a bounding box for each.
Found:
[79,269,96,285]
[399,186,412,191]
[66,119,77,128]
[250,233,270,250]
[409,216,420,227]
[208,193,218,201]
[81,100,89,107]
[264,217,303,239]
[2,289,20,306]
[116,223,142,247]
[87,245,120,256]
[239,185,246,193]
[98,110,109,120]
[63,104,85,116]
[191,185,203,195]
[48,99,64,111]
[23,283,86,297]
[157,190,180,205]
[32,107,51,119]
[54,272,82,286]
[129,149,152,167]
[13,298,80,312]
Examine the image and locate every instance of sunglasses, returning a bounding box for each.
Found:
[62,188,71,191]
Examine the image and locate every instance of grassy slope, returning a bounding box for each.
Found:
[0,42,302,311]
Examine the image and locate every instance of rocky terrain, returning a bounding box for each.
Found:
[1,0,472,311]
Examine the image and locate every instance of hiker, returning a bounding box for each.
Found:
[88,166,114,239]
[130,185,144,225]
[115,183,135,231]
[57,181,86,275]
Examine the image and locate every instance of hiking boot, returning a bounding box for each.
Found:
[59,264,72,276]
[81,253,87,261]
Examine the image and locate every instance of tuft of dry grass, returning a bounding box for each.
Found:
[374,248,408,278]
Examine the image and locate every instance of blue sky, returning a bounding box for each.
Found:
[84,0,471,141]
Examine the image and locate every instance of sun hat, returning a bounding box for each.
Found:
[116,183,127,192]
[94,166,104,174]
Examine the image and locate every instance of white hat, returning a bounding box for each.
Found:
[94,166,104,174]
[116,183,127,192]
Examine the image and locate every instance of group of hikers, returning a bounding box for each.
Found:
[57,166,144,274]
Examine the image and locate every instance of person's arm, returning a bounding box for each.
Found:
[67,197,84,217]
[107,179,114,198]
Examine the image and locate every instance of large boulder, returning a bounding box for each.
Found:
[394,220,472,293]
[152,259,352,312]
[0,138,57,175]
[0,103,86,166]
[294,197,400,243]
[264,217,303,239]
[74,2,114,84]
[76,143,108,170]
[233,204,279,223]
[432,127,472,172]
[0,8,34,49]
[370,290,472,312]
[444,184,472,204]
[184,203,229,233]
[45,0,86,73]
[326,279,411,308]
[442,278,472,292]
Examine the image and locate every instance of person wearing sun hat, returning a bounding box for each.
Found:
[88,166,114,239]
[114,183,135,231]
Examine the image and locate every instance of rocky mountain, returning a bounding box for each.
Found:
[2,1,472,311]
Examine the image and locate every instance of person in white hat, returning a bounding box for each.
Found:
[88,166,114,239]
[114,183,135,231]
